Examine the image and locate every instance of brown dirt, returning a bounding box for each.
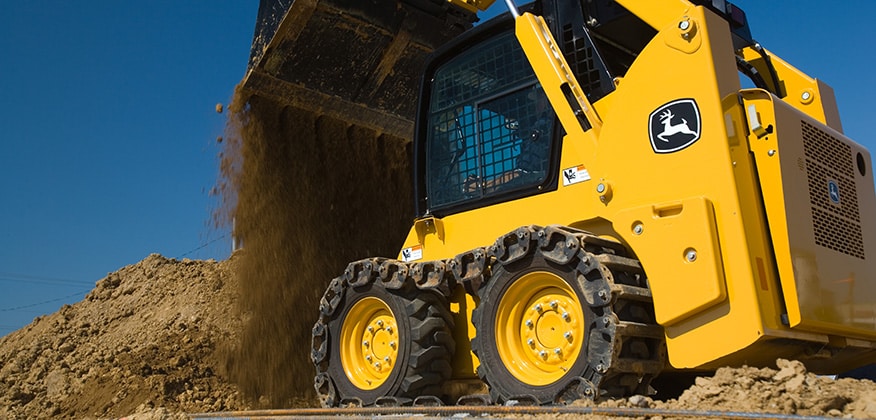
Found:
[216,87,414,407]
[0,254,247,419]
[590,360,876,418]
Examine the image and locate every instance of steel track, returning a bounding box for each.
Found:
[190,405,834,419]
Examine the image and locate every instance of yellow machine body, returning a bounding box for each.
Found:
[398,3,876,378]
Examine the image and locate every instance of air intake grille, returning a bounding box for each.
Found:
[802,121,865,259]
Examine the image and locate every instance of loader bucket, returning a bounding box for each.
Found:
[242,0,475,139]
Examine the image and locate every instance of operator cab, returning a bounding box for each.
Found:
[413,1,656,217]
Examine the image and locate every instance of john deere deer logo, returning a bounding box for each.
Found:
[649,99,701,153]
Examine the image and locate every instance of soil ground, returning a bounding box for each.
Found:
[3,253,876,419]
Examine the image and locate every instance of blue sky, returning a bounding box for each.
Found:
[0,2,256,335]
[0,1,873,337]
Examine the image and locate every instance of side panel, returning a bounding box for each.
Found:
[614,197,726,326]
[745,91,876,339]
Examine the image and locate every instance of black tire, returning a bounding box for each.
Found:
[472,245,599,404]
[471,226,664,404]
[312,259,455,407]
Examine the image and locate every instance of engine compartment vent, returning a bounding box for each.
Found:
[802,121,865,259]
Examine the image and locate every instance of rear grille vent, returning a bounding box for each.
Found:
[802,121,865,259]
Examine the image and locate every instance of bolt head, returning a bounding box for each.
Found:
[596,183,606,193]
[390,341,396,348]
[367,326,374,333]
[376,320,384,327]
[679,20,690,30]
[525,319,534,328]
[539,350,547,358]
[564,331,572,340]
[633,224,643,235]
[384,356,390,362]
[562,312,570,321]
[363,340,369,347]
[686,250,698,262]
[549,300,558,309]
[527,338,535,347]
[366,355,372,361]
[554,348,562,355]
[386,326,393,334]
[534,304,543,313]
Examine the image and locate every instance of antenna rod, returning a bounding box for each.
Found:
[504,0,520,18]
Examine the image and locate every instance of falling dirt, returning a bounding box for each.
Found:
[216,87,414,407]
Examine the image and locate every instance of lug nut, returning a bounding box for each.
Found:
[390,341,396,348]
[550,300,558,309]
[534,304,543,313]
[384,356,390,362]
[374,362,381,370]
[367,326,374,333]
[563,312,570,321]
[525,319,534,328]
[366,355,372,362]
[527,338,535,347]
[554,348,562,355]
[539,350,548,359]
[377,320,384,327]
[564,331,572,340]
[363,340,369,347]
[386,326,393,334]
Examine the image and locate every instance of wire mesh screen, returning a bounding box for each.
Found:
[427,32,554,209]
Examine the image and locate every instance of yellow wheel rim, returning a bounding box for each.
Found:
[340,297,400,390]
[495,271,585,386]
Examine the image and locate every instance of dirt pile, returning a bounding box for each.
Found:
[0,254,248,419]
[666,360,876,417]
[586,359,876,418]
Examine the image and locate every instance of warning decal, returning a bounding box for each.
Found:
[562,165,591,186]
[401,245,423,262]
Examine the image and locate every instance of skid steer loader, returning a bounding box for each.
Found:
[241,0,876,407]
